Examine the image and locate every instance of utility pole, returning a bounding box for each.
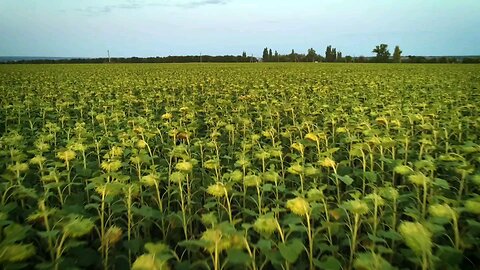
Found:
[107,50,111,63]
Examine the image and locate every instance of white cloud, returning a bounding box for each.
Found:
[76,0,231,14]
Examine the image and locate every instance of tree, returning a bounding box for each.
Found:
[268,49,273,62]
[274,50,279,62]
[337,51,343,62]
[307,48,317,62]
[262,48,269,62]
[325,45,332,62]
[372,44,391,62]
[242,51,247,58]
[325,45,339,62]
[393,45,402,63]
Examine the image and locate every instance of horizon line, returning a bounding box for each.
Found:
[2,54,480,59]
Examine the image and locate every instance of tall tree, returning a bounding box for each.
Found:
[372,44,391,62]
[262,48,269,62]
[393,45,402,63]
[337,51,343,62]
[268,49,273,62]
[274,50,279,62]
[242,51,247,58]
[332,48,337,62]
[307,48,317,62]
[325,45,332,62]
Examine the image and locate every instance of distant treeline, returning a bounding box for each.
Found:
[403,56,480,64]
[4,55,479,64]
[2,55,255,64]
[260,45,480,64]
[2,44,480,64]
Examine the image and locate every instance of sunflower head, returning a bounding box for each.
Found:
[304,133,319,142]
[319,157,336,168]
[307,187,325,201]
[8,162,29,173]
[254,151,270,160]
[57,149,76,162]
[261,171,279,183]
[201,212,218,227]
[169,172,186,184]
[394,165,414,175]
[344,199,369,215]
[253,214,278,236]
[365,192,385,207]
[408,173,430,186]
[287,164,304,175]
[206,182,228,198]
[141,174,159,187]
[161,113,173,120]
[63,216,95,238]
[378,186,399,200]
[229,170,243,182]
[200,228,223,253]
[136,140,147,149]
[109,146,124,158]
[204,159,220,170]
[101,160,123,172]
[244,175,262,187]
[286,197,311,217]
[176,160,193,172]
[464,199,480,214]
[132,254,170,270]
[398,222,432,256]
[291,142,304,153]
[0,244,35,263]
[429,204,455,219]
[30,155,47,165]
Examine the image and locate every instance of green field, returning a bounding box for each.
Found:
[1,63,480,270]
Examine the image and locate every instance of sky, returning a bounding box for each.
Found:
[1,0,479,57]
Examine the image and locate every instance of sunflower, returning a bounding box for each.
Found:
[286,197,310,217]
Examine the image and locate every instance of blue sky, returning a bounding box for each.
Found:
[1,0,479,57]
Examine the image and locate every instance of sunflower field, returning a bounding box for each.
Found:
[0,63,480,270]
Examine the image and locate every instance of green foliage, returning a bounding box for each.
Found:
[373,44,391,62]
[393,45,402,63]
